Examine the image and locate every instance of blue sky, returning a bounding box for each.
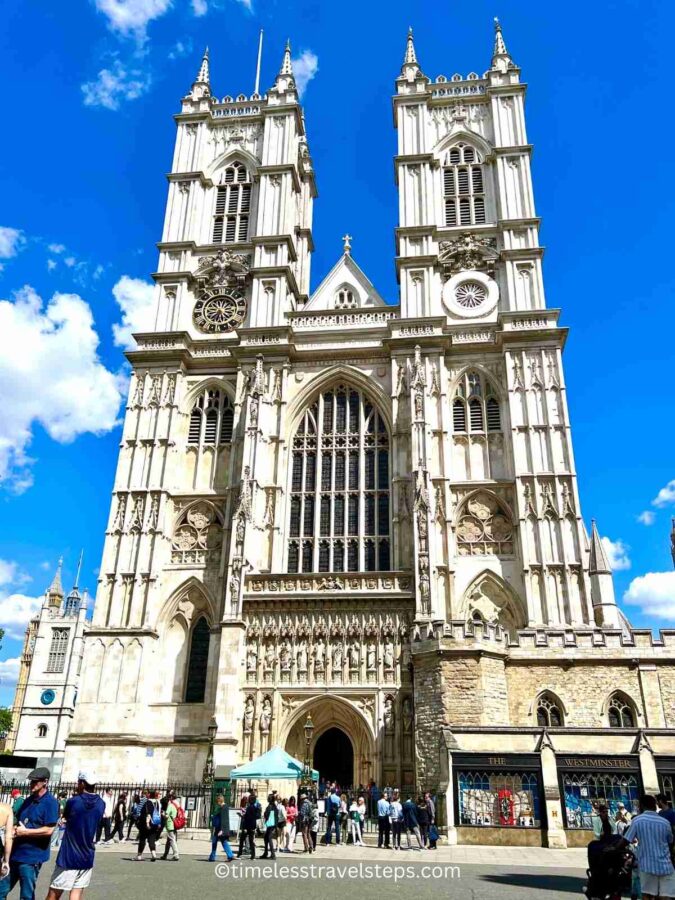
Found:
[0,0,674,705]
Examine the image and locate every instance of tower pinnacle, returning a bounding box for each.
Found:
[404,26,418,65]
[589,520,612,575]
[492,17,515,69]
[196,46,210,85]
[47,556,65,607]
[280,39,293,76]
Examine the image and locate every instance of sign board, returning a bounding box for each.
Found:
[452,753,541,771]
[317,799,325,815]
[185,797,196,811]
[228,810,241,835]
[557,756,639,771]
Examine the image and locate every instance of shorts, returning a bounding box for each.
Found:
[50,866,93,890]
[640,870,675,897]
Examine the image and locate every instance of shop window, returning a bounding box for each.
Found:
[562,772,640,830]
[457,770,541,827]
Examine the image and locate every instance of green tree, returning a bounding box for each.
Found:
[0,708,11,737]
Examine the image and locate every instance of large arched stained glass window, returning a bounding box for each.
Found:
[288,385,391,574]
[185,617,210,703]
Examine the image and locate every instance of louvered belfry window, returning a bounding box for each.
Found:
[443,144,487,227]
[452,370,501,434]
[212,162,251,243]
[46,627,69,674]
[288,385,391,573]
[188,389,234,447]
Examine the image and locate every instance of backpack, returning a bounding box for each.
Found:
[150,800,162,827]
[172,802,186,831]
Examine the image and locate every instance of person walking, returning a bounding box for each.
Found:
[324,788,341,845]
[135,790,162,862]
[95,789,113,846]
[377,793,391,849]
[261,794,280,860]
[424,792,435,828]
[125,794,142,842]
[238,793,259,860]
[297,793,312,854]
[618,794,675,900]
[389,790,403,850]
[110,792,127,844]
[416,796,430,847]
[0,797,13,883]
[208,795,233,863]
[283,796,297,853]
[161,791,180,861]
[50,794,68,851]
[44,770,105,900]
[0,766,59,900]
[402,796,425,851]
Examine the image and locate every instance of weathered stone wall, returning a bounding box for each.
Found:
[412,652,446,787]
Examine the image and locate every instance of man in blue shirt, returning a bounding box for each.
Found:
[45,771,105,899]
[323,789,341,845]
[377,795,391,849]
[657,793,675,829]
[0,766,59,900]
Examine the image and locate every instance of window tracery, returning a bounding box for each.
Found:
[536,692,564,727]
[171,502,223,565]
[608,693,636,728]
[188,389,234,447]
[452,371,501,434]
[456,492,513,555]
[212,161,251,243]
[46,627,69,673]
[335,287,357,310]
[288,385,391,573]
[443,143,486,227]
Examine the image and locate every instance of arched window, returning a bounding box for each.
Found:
[443,143,486,227]
[288,384,391,573]
[37,723,48,738]
[452,371,501,434]
[608,693,636,728]
[335,288,357,310]
[188,389,234,448]
[212,162,251,243]
[185,617,210,703]
[46,627,70,674]
[536,692,564,727]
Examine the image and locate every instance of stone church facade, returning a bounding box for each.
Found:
[63,24,675,847]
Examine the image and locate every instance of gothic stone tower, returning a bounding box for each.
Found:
[64,27,667,843]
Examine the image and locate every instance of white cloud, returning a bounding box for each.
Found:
[82,58,152,110]
[0,593,42,639]
[0,560,30,589]
[47,259,57,272]
[168,39,192,60]
[94,0,173,41]
[0,227,26,263]
[653,480,675,509]
[0,656,21,690]
[191,0,207,15]
[111,275,155,349]
[48,243,66,254]
[64,256,76,268]
[624,571,675,620]
[638,510,656,526]
[291,50,318,99]
[601,537,631,571]
[0,285,125,491]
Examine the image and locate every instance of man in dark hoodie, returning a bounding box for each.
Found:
[45,770,105,900]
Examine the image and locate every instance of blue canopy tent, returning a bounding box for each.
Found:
[230,746,318,781]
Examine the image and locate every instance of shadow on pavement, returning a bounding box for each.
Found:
[480,873,586,894]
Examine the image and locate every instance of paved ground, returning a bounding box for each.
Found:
[22,839,589,899]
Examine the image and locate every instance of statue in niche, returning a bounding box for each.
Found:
[296,642,308,672]
[366,642,376,671]
[332,642,343,671]
[279,642,291,671]
[402,697,413,733]
[348,640,360,669]
[243,696,254,732]
[264,643,275,670]
[259,697,272,734]
[314,639,325,670]
[383,697,395,733]
[383,641,395,670]
[246,644,258,672]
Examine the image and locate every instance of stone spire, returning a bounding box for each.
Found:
[47,557,64,608]
[270,39,297,98]
[492,17,515,69]
[404,26,418,65]
[196,46,210,85]
[589,520,611,575]
[280,39,293,76]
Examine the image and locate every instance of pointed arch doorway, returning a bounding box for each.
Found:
[313,727,353,786]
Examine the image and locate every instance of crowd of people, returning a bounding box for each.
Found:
[586,792,675,900]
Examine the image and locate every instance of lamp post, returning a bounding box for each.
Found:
[300,714,314,793]
[202,716,217,786]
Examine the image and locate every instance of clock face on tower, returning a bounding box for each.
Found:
[193,288,247,334]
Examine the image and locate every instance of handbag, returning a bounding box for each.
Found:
[429,824,439,842]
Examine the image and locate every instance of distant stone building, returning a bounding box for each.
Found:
[63,22,675,847]
[8,560,88,779]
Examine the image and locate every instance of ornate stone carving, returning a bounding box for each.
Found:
[171,501,222,564]
[243,696,254,732]
[384,696,395,733]
[112,494,127,533]
[259,696,272,734]
[456,492,514,556]
[395,361,408,398]
[192,249,250,334]
[438,233,497,279]
[128,496,144,534]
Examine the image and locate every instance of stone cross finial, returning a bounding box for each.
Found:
[342,234,352,255]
